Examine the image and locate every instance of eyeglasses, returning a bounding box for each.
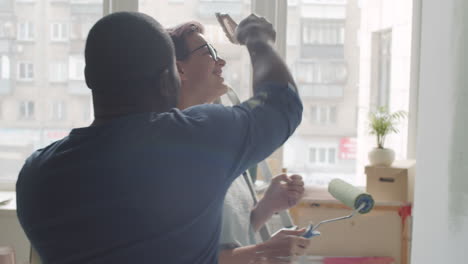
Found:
[187,43,218,61]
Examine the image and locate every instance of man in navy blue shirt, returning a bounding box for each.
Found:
[16,12,302,264]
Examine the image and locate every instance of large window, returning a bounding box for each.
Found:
[0,0,415,190]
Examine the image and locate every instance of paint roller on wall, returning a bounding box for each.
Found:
[302,178,375,238]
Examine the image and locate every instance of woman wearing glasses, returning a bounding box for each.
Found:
[167,21,309,264]
[168,22,228,110]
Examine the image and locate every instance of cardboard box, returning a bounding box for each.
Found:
[365,160,416,202]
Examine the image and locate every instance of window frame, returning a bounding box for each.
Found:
[17,61,34,81]
[308,146,338,166]
[50,101,66,121]
[310,105,337,125]
[17,21,35,41]
[18,100,35,120]
[50,22,70,42]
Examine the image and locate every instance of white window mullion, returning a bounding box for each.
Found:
[252,0,287,59]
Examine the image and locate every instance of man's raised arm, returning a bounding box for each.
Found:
[236,14,298,93]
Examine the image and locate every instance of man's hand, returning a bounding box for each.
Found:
[235,14,276,46]
[259,174,305,214]
[253,228,310,264]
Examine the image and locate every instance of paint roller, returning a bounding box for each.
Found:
[302,178,375,238]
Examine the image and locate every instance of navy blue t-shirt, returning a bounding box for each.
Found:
[16,83,302,264]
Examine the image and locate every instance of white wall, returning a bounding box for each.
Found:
[412,0,468,263]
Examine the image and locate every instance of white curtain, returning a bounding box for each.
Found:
[412,0,468,263]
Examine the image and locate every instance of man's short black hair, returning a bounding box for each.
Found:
[84,12,175,92]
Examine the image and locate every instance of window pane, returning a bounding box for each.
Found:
[310,105,317,124]
[0,1,102,187]
[319,106,327,124]
[329,106,337,124]
[328,148,336,164]
[319,148,326,163]
[285,0,413,186]
[309,148,316,163]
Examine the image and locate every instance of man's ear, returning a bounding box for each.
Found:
[176,61,188,81]
[157,67,180,110]
[159,66,180,96]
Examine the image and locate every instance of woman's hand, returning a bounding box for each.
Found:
[260,174,305,214]
[253,228,310,263]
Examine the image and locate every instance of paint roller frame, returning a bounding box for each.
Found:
[302,179,375,238]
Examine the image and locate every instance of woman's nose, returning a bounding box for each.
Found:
[217,57,226,67]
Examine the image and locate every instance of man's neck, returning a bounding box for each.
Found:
[90,106,162,127]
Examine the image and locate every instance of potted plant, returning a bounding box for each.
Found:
[368,106,407,166]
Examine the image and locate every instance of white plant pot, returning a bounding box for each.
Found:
[368,148,395,167]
